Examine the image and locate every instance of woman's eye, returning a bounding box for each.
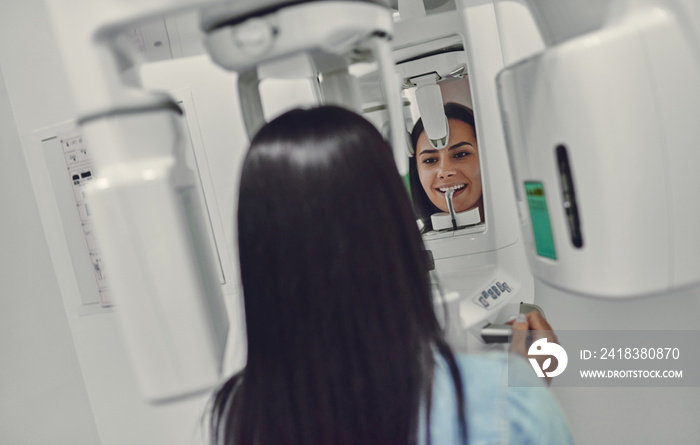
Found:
[421,158,437,165]
[454,151,470,159]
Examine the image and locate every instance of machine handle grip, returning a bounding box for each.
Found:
[480,302,546,344]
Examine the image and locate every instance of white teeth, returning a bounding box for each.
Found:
[439,184,466,192]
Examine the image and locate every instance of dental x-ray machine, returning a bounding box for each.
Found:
[46,0,546,402]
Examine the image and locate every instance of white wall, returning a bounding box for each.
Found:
[0,60,102,445]
[0,2,101,443]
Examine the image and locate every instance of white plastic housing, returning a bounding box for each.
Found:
[497,6,700,298]
[413,74,449,148]
[396,51,468,150]
[204,2,394,72]
[81,109,229,401]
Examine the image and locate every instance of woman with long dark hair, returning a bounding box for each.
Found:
[409,103,483,232]
[209,105,572,445]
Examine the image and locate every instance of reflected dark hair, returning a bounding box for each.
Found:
[409,103,477,232]
[209,105,466,445]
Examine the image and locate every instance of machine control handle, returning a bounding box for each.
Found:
[480,302,547,344]
[481,323,513,343]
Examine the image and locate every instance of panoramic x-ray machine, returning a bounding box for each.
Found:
[47,0,700,405]
[47,0,536,402]
[48,0,474,402]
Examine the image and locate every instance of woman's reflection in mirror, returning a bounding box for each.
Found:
[409,103,483,232]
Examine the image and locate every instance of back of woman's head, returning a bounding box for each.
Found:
[217,105,449,445]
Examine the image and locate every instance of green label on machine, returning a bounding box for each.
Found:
[524,181,557,260]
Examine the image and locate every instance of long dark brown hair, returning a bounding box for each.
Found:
[209,105,466,445]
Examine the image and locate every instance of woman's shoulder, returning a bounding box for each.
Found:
[437,351,574,444]
[446,352,517,443]
[453,351,512,378]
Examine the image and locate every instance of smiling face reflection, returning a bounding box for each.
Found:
[416,118,483,215]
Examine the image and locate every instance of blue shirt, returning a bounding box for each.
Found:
[421,352,574,445]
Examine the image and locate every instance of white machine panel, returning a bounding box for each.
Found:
[497,4,700,298]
